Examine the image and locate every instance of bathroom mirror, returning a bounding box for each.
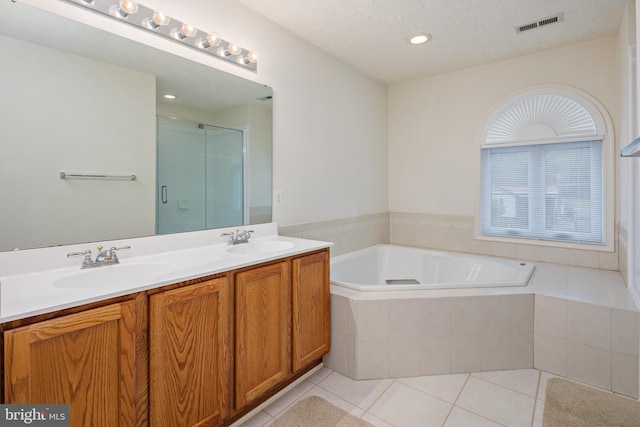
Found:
[0,1,272,252]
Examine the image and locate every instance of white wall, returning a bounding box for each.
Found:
[35,0,389,229]
[0,34,156,251]
[388,37,620,220]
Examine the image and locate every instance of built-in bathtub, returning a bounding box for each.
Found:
[331,244,535,291]
[324,244,639,400]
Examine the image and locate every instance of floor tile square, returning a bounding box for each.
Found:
[472,369,540,397]
[443,407,502,427]
[456,377,535,427]
[318,372,393,410]
[398,373,469,403]
[368,382,452,427]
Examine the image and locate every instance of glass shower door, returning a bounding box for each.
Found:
[205,125,244,228]
[156,118,206,234]
[156,117,245,234]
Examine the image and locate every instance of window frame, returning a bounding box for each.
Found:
[475,86,615,252]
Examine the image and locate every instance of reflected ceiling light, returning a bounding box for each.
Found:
[408,33,431,45]
[143,10,170,30]
[163,94,177,99]
[63,0,258,71]
[109,0,139,19]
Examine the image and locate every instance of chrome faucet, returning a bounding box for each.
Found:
[221,229,254,245]
[67,245,131,268]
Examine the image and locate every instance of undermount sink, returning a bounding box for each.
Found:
[53,263,176,289]
[226,241,295,255]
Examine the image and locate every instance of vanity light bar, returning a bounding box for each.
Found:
[63,0,258,71]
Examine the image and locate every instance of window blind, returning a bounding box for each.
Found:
[480,140,604,244]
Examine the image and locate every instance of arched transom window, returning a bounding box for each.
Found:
[479,87,613,248]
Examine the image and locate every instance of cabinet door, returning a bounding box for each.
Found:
[235,262,291,409]
[292,250,331,372]
[149,277,231,427]
[4,300,141,427]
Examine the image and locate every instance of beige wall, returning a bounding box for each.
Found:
[388,36,619,217]
[388,37,620,265]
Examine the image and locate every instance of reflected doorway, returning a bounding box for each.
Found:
[156,116,245,234]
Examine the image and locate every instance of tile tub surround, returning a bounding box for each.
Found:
[325,262,640,399]
[389,212,620,271]
[325,294,535,380]
[534,296,640,398]
[279,212,389,257]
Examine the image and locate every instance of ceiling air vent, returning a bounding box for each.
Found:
[516,13,564,33]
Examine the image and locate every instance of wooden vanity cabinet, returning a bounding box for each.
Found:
[4,297,146,427]
[292,250,330,372]
[233,249,331,411]
[234,261,291,409]
[149,275,232,427]
[2,247,330,427]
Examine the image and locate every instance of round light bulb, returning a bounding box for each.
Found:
[247,52,258,63]
[119,0,138,15]
[228,42,242,56]
[199,33,221,49]
[152,10,170,26]
[205,33,221,47]
[181,22,198,38]
[144,10,170,29]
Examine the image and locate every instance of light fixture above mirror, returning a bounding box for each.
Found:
[64,0,258,71]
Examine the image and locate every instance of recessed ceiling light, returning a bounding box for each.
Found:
[408,33,432,45]
[163,94,177,100]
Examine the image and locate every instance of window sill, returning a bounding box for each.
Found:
[474,232,614,253]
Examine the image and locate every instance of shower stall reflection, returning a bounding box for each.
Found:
[157,116,245,234]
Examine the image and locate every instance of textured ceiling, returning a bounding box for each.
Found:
[236,0,629,84]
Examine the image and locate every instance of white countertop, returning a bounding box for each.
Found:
[0,223,332,323]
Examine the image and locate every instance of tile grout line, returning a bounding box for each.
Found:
[357,378,399,426]
[471,371,541,398]
[448,373,510,427]
[529,370,542,427]
[314,376,396,423]
[440,373,470,426]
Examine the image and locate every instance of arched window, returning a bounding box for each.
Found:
[478,87,614,249]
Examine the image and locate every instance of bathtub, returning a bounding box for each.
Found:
[330,244,534,291]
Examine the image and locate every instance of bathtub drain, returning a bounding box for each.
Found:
[385,279,421,285]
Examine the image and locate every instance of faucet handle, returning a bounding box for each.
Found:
[109,245,130,261]
[67,249,92,259]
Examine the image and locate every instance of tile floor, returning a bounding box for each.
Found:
[238,367,628,427]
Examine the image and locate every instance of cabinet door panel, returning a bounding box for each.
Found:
[292,250,331,372]
[150,277,231,427]
[235,262,291,409]
[4,301,138,427]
